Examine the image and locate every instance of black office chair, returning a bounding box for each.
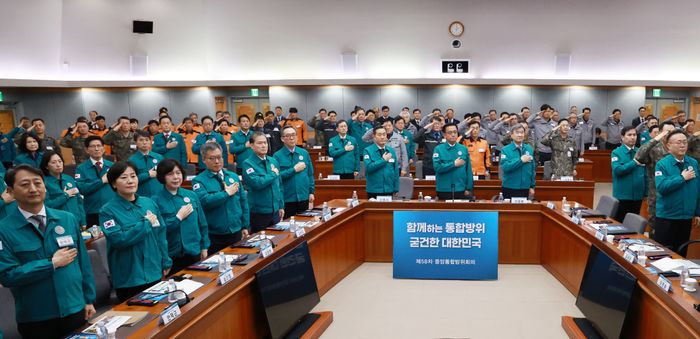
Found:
[678,240,700,262]
[63,164,77,177]
[88,249,114,311]
[0,286,20,339]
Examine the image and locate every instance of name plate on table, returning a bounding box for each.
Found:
[623,250,637,264]
[218,268,234,285]
[294,227,306,238]
[160,303,182,325]
[595,230,605,241]
[312,146,322,149]
[572,216,581,225]
[559,176,574,182]
[589,146,598,150]
[377,195,393,202]
[511,197,529,204]
[322,213,332,221]
[327,175,340,180]
[578,158,585,162]
[473,175,479,181]
[425,175,436,180]
[351,200,360,207]
[656,275,672,292]
[546,201,555,209]
[260,245,274,258]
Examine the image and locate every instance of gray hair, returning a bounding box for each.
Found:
[200,142,222,157]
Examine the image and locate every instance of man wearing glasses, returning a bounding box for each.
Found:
[75,136,115,228]
[273,126,315,217]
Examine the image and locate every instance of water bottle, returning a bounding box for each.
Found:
[318,173,323,180]
[218,251,227,272]
[289,216,297,232]
[497,192,504,203]
[418,192,424,201]
[322,202,330,217]
[561,196,567,211]
[599,224,608,239]
[107,329,116,339]
[259,231,273,250]
[681,265,690,288]
[352,190,358,202]
[167,279,177,303]
[96,321,108,339]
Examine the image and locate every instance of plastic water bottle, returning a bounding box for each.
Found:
[96,321,108,339]
[167,279,177,303]
[289,216,297,232]
[681,265,690,288]
[497,192,504,202]
[259,231,273,250]
[418,192,424,201]
[322,202,330,217]
[218,251,227,272]
[561,196,567,210]
[318,173,323,180]
[352,190,358,202]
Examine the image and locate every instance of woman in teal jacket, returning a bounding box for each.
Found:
[40,151,87,228]
[99,161,172,302]
[14,133,44,168]
[155,158,210,274]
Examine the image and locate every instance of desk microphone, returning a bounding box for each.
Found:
[451,183,456,202]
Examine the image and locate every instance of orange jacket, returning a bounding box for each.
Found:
[462,137,491,175]
[181,130,200,164]
[281,119,307,146]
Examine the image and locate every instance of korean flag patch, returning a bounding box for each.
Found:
[0,240,3,251]
[193,183,201,190]
[74,173,81,179]
[501,154,507,159]
[611,157,618,162]
[246,168,255,174]
[103,219,115,229]
[364,154,370,159]
[433,153,439,158]
[655,171,662,177]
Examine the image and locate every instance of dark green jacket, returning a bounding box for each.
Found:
[14,152,43,168]
[363,144,399,194]
[242,155,285,214]
[192,132,229,169]
[155,188,210,258]
[128,151,164,197]
[655,155,700,219]
[192,169,250,234]
[433,142,474,193]
[273,147,315,202]
[152,131,188,166]
[611,145,646,201]
[500,142,536,190]
[327,135,360,174]
[44,174,87,227]
[230,130,254,166]
[75,158,116,215]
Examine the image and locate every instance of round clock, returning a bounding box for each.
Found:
[449,21,464,37]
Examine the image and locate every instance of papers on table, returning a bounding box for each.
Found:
[143,279,204,295]
[201,254,245,265]
[83,315,130,334]
[651,257,700,272]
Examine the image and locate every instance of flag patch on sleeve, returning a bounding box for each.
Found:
[103,219,115,229]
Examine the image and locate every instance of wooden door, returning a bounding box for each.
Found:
[0,110,15,133]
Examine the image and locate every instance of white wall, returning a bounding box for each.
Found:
[1,0,700,83]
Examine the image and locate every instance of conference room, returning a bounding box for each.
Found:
[2,1,700,338]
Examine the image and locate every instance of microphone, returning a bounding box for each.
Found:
[451,183,456,202]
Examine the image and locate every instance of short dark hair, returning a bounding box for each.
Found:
[520,107,530,112]
[39,150,63,176]
[582,107,591,113]
[413,109,421,113]
[182,117,192,124]
[540,104,552,111]
[95,115,106,121]
[381,106,390,111]
[201,116,214,124]
[646,115,658,122]
[76,116,88,123]
[638,106,646,112]
[19,117,29,122]
[612,109,622,115]
[621,126,636,136]
[442,123,458,133]
[238,114,250,123]
[31,118,44,124]
[159,115,172,123]
[133,130,151,141]
[289,107,298,113]
[336,119,348,128]
[147,119,158,126]
[557,118,569,125]
[468,120,481,128]
[18,133,42,154]
[106,161,138,191]
[265,111,274,117]
[328,110,337,116]
[665,129,688,143]
[500,112,510,118]
[84,135,104,148]
[118,115,130,122]
[319,108,327,113]
[472,112,482,119]
[5,165,44,188]
[159,107,168,113]
[372,126,386,135]
[156,158,186,185]
[431,115,442,123]
[660,121,676,131]
[250,131,267,144]
[129,118,139,124]
[648,125,660,133]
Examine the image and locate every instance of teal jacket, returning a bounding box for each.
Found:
[0,178,16,220]
[640,130,652,145]
[128,151,164,197]
[611,145,646,201]
[152,131,188,166]
[500,142,536,190]
[273,147,315,203]
[44,174,87,227]
[241,155,285,214]
[191,132,229,168]
[99,195,171,289]
[398,129,416,161]
[230,130,254,166]
[327,135,360,174]
[348,120,373,155]
[75,158,116,215]
[0,206,95,323]
[433,142,474,193]
[655,155,700,219]
[363,143,399,194]
[192,169,250,234]
[0,133,16,164]
[155,188,210,258]
[14,151,43,168]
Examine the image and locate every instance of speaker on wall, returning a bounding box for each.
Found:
[130,55,148,76]
[555,54,571,75]
[133,21,153,34]
[341,52,358,74]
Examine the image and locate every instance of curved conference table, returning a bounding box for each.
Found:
[97,199,700,338]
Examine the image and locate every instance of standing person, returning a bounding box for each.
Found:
[526,104,556,165]
[90,115,111,155]
[155,159,210,274]
[327,120,360,179]
[409,108,422,134]
[461,121,491,179]
[315,111,339,148]
[14,133,44,168]
[88,110,99,130]
[274,126,315,217]
[99,161,171,302]
[273,106,286,125]
[41,151,87,229]
[216,119,235,165]
[307,108,329,146]
[579,107,596,151]
[192,116,229,171]
[482,110,501,148]
[242,132,285,232]
[375,106,393,125]
[128,130,164,197]
[75,136,115,228]
[499,125,536,199]
[252,113,282,156]
[634,122,676,230]
[348,108,373,155]
[230,115,253,174]
[179,117,200,164]
[152,115,188,166]
[60,119,92,164]
[0,127,17,169]
[24,118,60,152]
[363,126,400,199]
[362,119,409,176]
[602,109,625,150]
[654,129,700,256]
[637,116,659,145]
[281,107,308,147]
[394,117,416,164]
[567,113,583,152]
[103,116,137,161]
[611,127,646,222]
[434,123,474,200]
[632,106,648,128]
[0,165,96,339]
[413,116,445,176]
[192,143,249,254]
[540,119,579,179]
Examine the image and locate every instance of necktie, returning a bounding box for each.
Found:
[58,177,63,190]
[165,133,170,140]
[30,215,46,233]
[96,161,102,173]
[144,154,149,166]
[214,172,225,189]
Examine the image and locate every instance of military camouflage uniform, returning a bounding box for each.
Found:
[634,138,668,229]
[540,130,579,179]
[60,134,91,164]
[103,129,136,161]
[688,135,700,163]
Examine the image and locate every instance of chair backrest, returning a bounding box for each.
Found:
[63,164,77,177]
[358,161,365,179]
[308,137,316,146]
[0,286,20,339]
[88,249,112,307]
[622,213,648,234]
[103,154,116,162]
[185,163,196,175]
[415,160,424,179]
[91,236,110,276]
[498,164,504,179]
[596,195,620,219]
[226,163,237,173]
[543,161,553,180]
[397,177,414,200]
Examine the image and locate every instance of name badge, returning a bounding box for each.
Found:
[351,200,360,207]
[425,175,436,180]
[478,148,485,153]
[160,303,182,325]
[594,230,605,241]
[218,268,234,285]
[578,157,585,162]
[546,201,555,209]
[623,250,637,264]
[294,227,306,238]
[46,146,54,150]
[130,144,137,150]
[323,213,332,222]
[656,275,672,293]
[572,216,581,224]
[327,175,340,180]
[377,195,393,202]
[56,235,75,248]
[589,146,598,150]
[260,244,274,258]
[511,197,528,204]
[560,176,574,181]
[473,175,479,181]
[567,151,572,157]
[388,158,395,163]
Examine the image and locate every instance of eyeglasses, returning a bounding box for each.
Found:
[87,145,104,149]
[205,156,223,162]
[669,140,688,145]
[283,134,297,138]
